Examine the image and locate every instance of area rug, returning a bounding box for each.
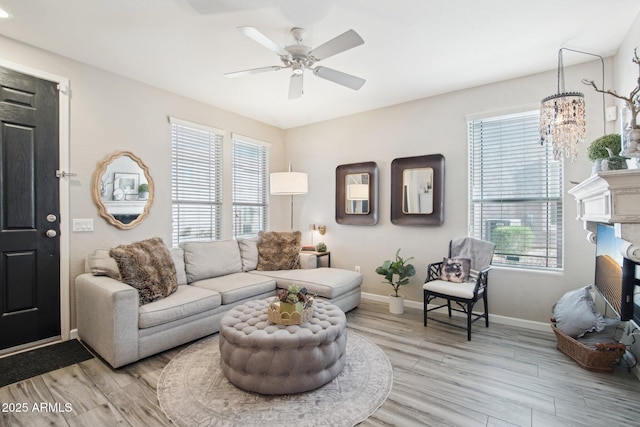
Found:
[157,330,392,427]
[0,339,94,387]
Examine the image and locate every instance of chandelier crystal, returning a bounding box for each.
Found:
[539,49,587,162]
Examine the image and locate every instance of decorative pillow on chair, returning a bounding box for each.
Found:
[109,237,178,306]
[256,231,301,271]
[440,258,471,283]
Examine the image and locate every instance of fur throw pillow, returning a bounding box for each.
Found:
[109,237,178,306]
[256,231,301,271]
[440,257,471,283]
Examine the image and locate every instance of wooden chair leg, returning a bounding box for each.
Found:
[423,290,428,326]
[483,293,489,327]
[467,305,472,341]
[447,299,452,317]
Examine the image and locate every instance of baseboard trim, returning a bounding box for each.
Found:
[360,292,550,332]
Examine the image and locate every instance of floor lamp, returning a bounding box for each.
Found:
[270,163,308,230]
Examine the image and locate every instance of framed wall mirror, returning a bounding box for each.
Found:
[336,162,378,225]
[391,154,444,225]
[92,150,154,229]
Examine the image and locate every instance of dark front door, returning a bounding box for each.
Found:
[0,66,60,351]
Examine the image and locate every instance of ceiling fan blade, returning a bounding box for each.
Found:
[313,66,365,90]
[309,29,364,61]
[224,66,281,78]
[288,74,303,99]
[237,26,290,57]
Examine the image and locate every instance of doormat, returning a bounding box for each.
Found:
[0,339,94,388]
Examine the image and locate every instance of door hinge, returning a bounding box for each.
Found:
[56,170,76,178]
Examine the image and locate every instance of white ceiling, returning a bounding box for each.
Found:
[0,0,638,129]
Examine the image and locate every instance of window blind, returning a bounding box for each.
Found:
[171,119,223,245]
[232,135,269,239]
[468,111,563,269]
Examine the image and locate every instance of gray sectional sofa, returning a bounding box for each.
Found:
[75,238,362,368]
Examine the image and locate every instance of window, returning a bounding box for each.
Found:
[232,134,269,239]
[468,110,563,269]
[171,118,224,245]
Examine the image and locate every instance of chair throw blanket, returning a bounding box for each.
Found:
[449,237,495,271]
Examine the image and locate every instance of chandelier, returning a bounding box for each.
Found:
[540,49,586,162]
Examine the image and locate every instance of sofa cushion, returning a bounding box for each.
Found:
[238,237,259,272]
[169,247,187,286]
[181,240,243,282]
[191,272,276,305]
[138,285,222,329]
[110,237,178,306]
[256,231,301,271]
[250,268,362,299]
[86,249,121,279]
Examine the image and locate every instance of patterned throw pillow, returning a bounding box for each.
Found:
[110,237,178,305]
[256,231,302,271]
[439,257,471,283]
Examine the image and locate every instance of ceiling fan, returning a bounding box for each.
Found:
[225,26,366,99]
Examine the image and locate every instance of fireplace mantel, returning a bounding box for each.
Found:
[568,169,640,262]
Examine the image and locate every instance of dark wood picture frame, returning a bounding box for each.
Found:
[391,154,444,225]
[335,161,379,225]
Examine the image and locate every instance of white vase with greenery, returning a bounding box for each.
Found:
[375,249,416,314]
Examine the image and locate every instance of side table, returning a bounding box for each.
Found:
[302,250,331,267]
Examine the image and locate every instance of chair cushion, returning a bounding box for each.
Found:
[191,272,277,305]
[423,279,482,299]
[440,257,471,283]
[138,285,222,329]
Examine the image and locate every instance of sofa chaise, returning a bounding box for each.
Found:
[75,237,362,368]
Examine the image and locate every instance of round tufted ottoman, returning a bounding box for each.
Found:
[218,298,347,395]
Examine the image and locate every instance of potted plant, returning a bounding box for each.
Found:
[375,249,416,314]
[277,284,308,314]
[587,134,622,174]
[137,183,149,200]
[583,48,640,160]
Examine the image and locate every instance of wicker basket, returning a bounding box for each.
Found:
[551,323,625,373]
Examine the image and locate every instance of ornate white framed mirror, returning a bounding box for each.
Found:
[92,150,154,229]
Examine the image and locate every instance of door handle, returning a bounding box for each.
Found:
[46,229,57,238]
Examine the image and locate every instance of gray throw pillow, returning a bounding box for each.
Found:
[552,286,606,338]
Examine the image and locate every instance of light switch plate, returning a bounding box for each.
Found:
[73,218,94,232]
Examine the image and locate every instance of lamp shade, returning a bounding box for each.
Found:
[270,172,308,195]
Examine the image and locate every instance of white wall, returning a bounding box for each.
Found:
[0,19,635,331]
[284,58,615,323]
[0,35,285,329]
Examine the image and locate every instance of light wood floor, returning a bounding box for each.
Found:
[1,299,639,427]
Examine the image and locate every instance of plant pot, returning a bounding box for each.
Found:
[138,191,149,201]
[389,294,404,314]
[279,301,303,314]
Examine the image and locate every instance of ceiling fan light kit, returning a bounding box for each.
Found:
[225,26,366,99]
